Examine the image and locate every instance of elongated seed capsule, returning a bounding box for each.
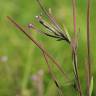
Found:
[35,15,59,35]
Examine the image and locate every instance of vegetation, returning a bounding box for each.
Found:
[0,0,96,96]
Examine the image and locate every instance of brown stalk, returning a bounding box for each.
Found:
[42,51,60,88]
[86,0,91,95]
[72,0,82,95]
[7,16,69,81]
[42,52,63,96]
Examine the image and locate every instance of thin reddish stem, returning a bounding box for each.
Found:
[72,0,76,33]
[7,16,70,81]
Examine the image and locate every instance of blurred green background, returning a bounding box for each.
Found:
[0,0,96,96]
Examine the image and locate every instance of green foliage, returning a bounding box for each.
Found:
[0,0,96,96]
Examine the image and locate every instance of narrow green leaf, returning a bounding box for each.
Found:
[89,76,93,96]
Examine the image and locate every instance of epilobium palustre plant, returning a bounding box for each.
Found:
[7,0,93,96]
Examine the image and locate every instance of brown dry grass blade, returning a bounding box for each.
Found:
[7,16,70,81]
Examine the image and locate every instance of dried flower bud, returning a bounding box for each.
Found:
[28,23,34,29]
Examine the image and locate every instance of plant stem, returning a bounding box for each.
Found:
[7,16,70,81]
[86,0,91,95]
[72,50,82,96]
[72,0,76,34]
[72,0,82,95]
[42,52,63,96]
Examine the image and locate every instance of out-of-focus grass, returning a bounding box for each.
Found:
[0,0,96,96]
